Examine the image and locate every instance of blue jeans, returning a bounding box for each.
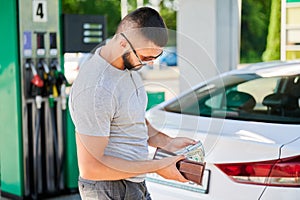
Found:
[78,177,152,200]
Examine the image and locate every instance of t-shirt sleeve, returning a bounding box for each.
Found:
[70,87,116,136]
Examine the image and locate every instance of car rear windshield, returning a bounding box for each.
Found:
[164,74,300,124]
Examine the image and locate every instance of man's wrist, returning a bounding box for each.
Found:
[164,134,173,147]
[147,127,173,148]
[158,132,173,149]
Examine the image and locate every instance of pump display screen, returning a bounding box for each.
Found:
[63,14,106,53]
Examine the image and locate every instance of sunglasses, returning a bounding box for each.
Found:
[120,33,163,66]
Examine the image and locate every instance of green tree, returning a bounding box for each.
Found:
[240,0,272,63]
[159,1,177,30]
[262,0,281,61]
[159,0,177,46]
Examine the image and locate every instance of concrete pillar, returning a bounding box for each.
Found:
[177,0,241,92]
[137,0,144,8]
[149,0,162,11]
[121,0,128,19]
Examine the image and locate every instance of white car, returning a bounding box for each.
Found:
[145,61,300,200]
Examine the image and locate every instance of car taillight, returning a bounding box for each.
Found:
[215,155,300,187]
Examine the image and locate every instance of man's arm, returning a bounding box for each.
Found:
[76,132,187,181]
[146,119,172,149]
[146,119,196,152]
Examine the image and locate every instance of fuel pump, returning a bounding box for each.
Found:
[2,0,68,199]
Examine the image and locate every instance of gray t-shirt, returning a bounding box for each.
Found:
[69,48,149,182]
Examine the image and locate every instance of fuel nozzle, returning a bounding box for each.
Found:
[37,58,51,97]
[50,58,68,110]
[25,60,44,88]
[38,59,50,74]
[49,59,59,98]
[50,58,61,72]
[60,83,67,110]
[56,69,68,110]
[35,95,43,109]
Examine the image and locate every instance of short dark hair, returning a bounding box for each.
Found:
[117,7,168,47]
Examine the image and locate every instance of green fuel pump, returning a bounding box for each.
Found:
[0,0,78,199]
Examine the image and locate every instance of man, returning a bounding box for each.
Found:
[69,7,196,200]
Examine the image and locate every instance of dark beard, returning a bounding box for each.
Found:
[122,52,143,71]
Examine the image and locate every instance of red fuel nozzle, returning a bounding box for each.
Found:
[31,74,44,88]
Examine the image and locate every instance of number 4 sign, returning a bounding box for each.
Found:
[32,0,48,22]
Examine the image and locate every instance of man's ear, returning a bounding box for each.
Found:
[120,38,127,48]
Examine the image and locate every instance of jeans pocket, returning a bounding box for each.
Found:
[78,177,98,199]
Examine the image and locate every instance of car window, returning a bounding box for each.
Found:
[228,77,279,111]
[164,74,300,124]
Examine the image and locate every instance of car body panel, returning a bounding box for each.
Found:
[147,108,300,163]
[228,61,300,77]
[259,186,300,200]
[280,137,300,158]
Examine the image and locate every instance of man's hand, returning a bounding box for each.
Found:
[155,155,189,183]
[162,137,196,152]
[147,119,196,152]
